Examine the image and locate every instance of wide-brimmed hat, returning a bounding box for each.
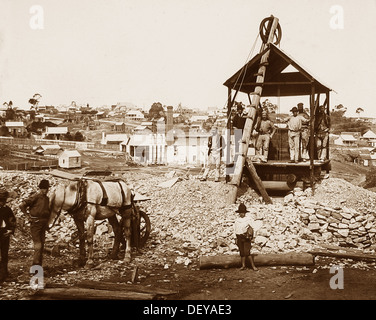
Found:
[39,179,50,189]
[290,107,298,113]
[236,203,249,213]
[297,103,304,108]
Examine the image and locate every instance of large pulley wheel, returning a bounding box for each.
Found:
[259,17,282,45]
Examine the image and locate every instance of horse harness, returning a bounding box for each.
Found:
[68,179,132,214]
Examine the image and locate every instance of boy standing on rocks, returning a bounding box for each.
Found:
[234,203,258,271]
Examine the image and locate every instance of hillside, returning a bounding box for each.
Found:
[329,159,370,184]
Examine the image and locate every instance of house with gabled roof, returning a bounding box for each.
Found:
[5,121,26,137]
[58,149,81,168]
[361,129,376,147]
[42,126,68,140]
[334,133,358,147]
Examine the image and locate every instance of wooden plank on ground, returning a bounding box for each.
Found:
[199,253,315,270]
[49,169,81,180]
[308,248,376,262]
[133,192,151,201]
[157,177,181,188]
[33,287,156,300]
[74,280,178,296]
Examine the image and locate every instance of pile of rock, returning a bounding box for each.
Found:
[2,170,376,268]
[139,175,376,261]
[294,195,376,250]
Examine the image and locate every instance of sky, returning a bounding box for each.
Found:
[0,0,376,117]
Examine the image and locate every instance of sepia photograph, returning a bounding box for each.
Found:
[0,0,376,308]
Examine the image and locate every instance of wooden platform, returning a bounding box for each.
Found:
[252,159,330,168]
[247,159,331,188]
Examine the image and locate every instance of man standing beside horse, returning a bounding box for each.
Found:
[20,179,51,268]
[0,188,16,283]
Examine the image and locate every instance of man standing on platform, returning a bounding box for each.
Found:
[297,103,310,162]
[232,103,247,163]
[315,105,331,162]
[255,110,276,163]
[286,107,308,163]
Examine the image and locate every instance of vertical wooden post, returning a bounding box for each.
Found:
[309,84,316,192]
[326,91,330,161]
[226,87,233,182]
[227,17,279,204]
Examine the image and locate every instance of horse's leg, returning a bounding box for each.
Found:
[107,215,121,260]
[85,204,96,266]
[120,207,132,263]
[72,214,86,265]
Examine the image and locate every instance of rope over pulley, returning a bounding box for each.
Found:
[259,15,282,45]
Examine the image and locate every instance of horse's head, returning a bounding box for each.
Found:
[48,181,81,228]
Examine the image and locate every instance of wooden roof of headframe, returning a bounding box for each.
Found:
[223,43,333,97]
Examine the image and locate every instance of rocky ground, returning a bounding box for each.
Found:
[0,168,376,300]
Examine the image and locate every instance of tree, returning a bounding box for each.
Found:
[330,104,347,122]
[4,102,16,121]
[148,102,164,120]
[29,93,42,111]
[74,131,85,141]
[0,126,10,136]
[262,99,278,113]
[330,104,371,135]
[62,132,73,141]
[356,107,364,119]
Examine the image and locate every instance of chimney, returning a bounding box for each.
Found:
[166,106,174,143]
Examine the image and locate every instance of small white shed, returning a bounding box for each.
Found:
[58,150,81,169]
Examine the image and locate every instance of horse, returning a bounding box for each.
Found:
[48,178,138,266]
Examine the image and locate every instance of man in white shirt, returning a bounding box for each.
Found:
[200,124,225,182]
[234,203,258,271]
[286,107,308,163]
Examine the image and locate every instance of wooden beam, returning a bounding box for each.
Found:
[33,287,156,300]
[74,280,178,296]
[309,249,376,262]
[243,162,272,203]
[237,81,314,86]
[228,16,280,204]
[326,91,330,161]
[199,253,315,270]
[226,87,233,182]
[309,84,316,191]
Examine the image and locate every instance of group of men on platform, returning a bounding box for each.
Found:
[233,102,331,164]
[199,101,330,182]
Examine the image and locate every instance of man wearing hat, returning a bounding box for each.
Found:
[234,203,258,271]
[232,103,246,131]
[297,103,310,161]
[200,124,225,182]
[0,188,16,282]
[232,104,247,165]
[314,105,331,162]
[19,179,51,267]
[285,107,308,163]
[255,110,276,163]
